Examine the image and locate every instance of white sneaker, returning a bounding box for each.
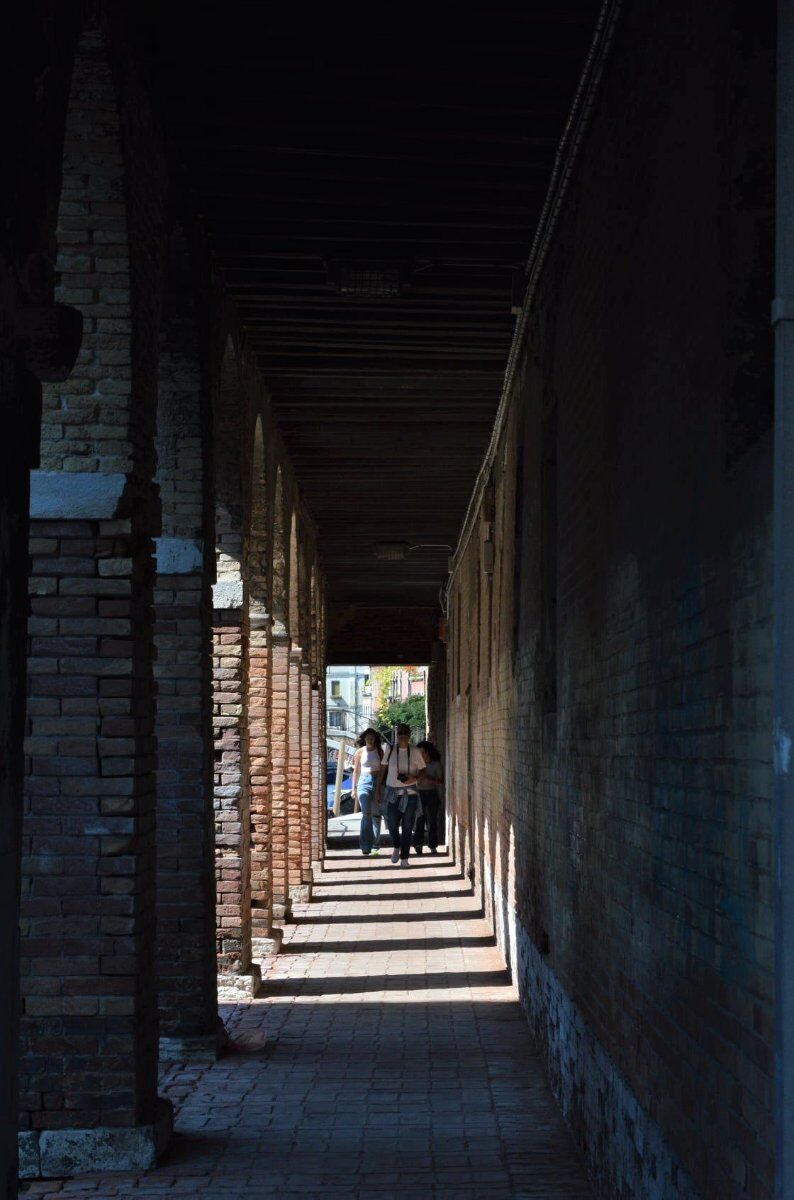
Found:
[390,850,399,864]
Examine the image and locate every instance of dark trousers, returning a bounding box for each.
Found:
[413,789,441,851]
[386,795,418,860]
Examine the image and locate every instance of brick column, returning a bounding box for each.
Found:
[212,586,260,1001]
[20,484,171,1177]
[310,682,324,874]
[0,435,34,1197]
[270,635,290,920]
[154,543,221,1060]
[287,648,307,903]
[248,618,281,962]
[300,663,314,893]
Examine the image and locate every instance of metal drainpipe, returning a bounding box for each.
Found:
[774,0,794,1193]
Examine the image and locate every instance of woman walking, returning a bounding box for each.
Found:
[413,740,445,855]
[351,728,384,856]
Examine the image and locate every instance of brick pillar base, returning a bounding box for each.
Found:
[19,1102,173,1180]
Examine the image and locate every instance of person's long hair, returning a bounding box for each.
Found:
[417,739,441,762]
[356,727,382,750]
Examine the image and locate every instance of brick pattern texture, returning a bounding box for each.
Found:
[286,650,304,898]
[154,570,216,1037]
[248,626,273,945]
[269,638,290,915]
[15,7,328,1159]
[21,519,159,1130]
[41,27,134,476]
[153,235,217,1038]
[444,7,775,1199]
[310,685,324,868]
[212,608,252,978]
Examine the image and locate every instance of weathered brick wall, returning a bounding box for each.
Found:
[211,344,323,974]
[14,4,329,1166]
[310,684,324,869]
[21,518,159,1130]
[245,417,274,963]
[154,568,216,1039]
[270,637,290,918]
[20,15,168,1148]
[212,345,256,995]
[286,649,304,899]
[248,624,273,957]
[41,27,133,476]
[0,6,84,1183]
[300,664,313,884]
[212,606,252,984]
[445,4,775,1198]
[155,232,207,541]
[154,232,217,1045]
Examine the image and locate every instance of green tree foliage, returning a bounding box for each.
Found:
[374,693,426,740]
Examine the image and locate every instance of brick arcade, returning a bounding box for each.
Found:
[0,2,790,1199]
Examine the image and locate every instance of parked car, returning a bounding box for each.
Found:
[326,763,354,814]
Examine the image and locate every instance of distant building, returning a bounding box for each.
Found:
[372,666,427,710]
[325,666,374,739]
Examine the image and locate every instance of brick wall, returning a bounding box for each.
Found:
[154,567,216,1040]
[270,637,290,918]
[20,16,168,1144]
[300,664,313,884]
[286,649,304,899]
[310,684,324,868]
[249,624,273,955]
[41,27,133,476]
[212,606,252,983]
[21,518,159,1130]
[153,231,217,1044]
[445,4,775,1198]
[14,5,329,1165]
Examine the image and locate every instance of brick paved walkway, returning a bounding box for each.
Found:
[24,847,593,1199]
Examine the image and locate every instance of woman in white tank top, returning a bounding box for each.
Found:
[352,728,384,856]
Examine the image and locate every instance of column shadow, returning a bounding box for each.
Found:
[290,908,484,925]
[282,933,497,953]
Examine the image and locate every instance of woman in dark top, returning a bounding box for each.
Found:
[413,740,444,855]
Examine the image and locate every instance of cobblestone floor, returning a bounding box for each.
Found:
[23,845,593,1199]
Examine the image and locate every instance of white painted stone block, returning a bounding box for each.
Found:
[155,536,204,574]
[30,471,128,519]
[212,579,244,609]
[19,1100,172,1179]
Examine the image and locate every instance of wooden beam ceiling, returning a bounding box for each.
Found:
[150,2,601,641]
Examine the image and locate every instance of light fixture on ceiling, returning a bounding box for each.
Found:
[373,541,452,561]
[374,542,409,561]
[326,258,412,299]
